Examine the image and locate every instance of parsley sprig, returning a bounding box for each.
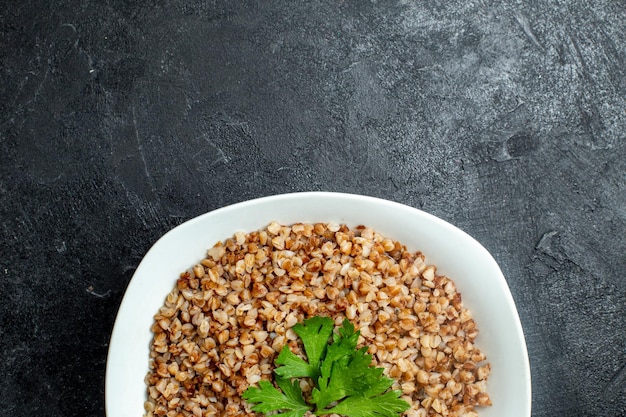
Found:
[242,316,410,417]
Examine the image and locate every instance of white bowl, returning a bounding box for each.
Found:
[105,192,531,417]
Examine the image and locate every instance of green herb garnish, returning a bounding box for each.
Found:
[242,316,410,417]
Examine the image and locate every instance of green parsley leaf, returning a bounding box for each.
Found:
[274,316,334,380]
[295,316,335,371]
[242,378,309,417]
[313,322,367,410]
[274,345,317,379]
[333,318,359,345]
[346,347,395,397]
[318,319,360,384]
[322,390,411,417]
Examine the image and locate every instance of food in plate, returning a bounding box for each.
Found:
[144,221,491,417]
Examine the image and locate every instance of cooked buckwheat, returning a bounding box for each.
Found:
[144,222,491,417]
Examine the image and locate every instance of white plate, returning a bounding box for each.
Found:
[105,192,531,417]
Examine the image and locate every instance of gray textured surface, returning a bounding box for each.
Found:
[1,1,625,416]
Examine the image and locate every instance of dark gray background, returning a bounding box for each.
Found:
[1,1,624,416]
